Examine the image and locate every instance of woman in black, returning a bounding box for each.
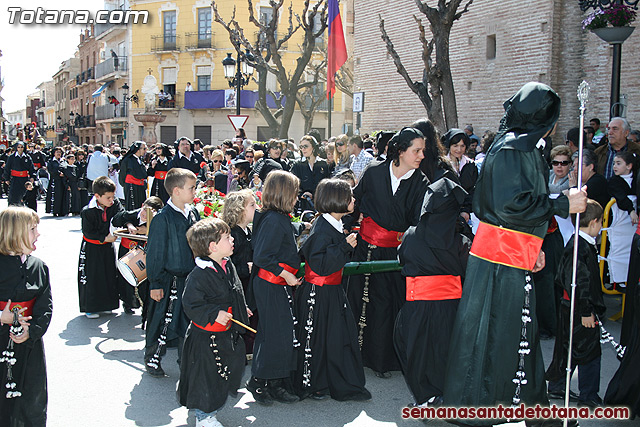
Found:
[348,127,429,377]
[75,150,90,209]
[119,141,148,210]
[147,144,170,203]
[442,128,479,221]
[0,206,52,426]
[290,135,331,212]
[61,153,82,215]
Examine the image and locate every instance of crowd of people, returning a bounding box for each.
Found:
[1,83,640,426]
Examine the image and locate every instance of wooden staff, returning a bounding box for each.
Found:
[231,318,257,334]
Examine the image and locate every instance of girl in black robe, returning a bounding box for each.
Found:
[294,179,370,401]
[0,206,52,426]
[395,178,470,407]
[119,141,148,210]
[78,177,124,317]
[147,144,170,203]
[45,148,62,214]
[247,170,302,405]
[49,152,69,217]
[348,128,429,376]
[61,153,82,215]
[75,151,90,209]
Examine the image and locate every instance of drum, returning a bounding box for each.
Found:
[117,247,147,287]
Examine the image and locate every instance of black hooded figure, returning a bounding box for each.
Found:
[119,141,148,210]
[443,83,577,426]
[395,178,471,407]
[147,143,171,202]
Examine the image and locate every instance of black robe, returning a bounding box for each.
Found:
[177,258,249,413]
[145,204,199,360]
[3,153,35,206]
[45,158,61,214]
[395,178,470,405]
[607,173,635,214]
[78,198,125,313]
[120,156,147,210]
[229,226,256,354]
[147,157,169,202]
[111,209,147,312]
[250,209,301,380]
[348,159,428,373]
[290,158,331,196]
[0,254,52,427]
[28,151,47,171]
[585,173,609,212]
[168,153,201,175]
[61,163,82,214]
[546,235,606,382]
[75,160,89,209]
[443,83,568,423]
[49,159,68,217]
[293,216,367,400]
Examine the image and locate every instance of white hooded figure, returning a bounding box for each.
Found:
[141,74,160,112]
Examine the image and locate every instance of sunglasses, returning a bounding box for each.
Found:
[245,155,254,158]
[551,160,571,166]
[299,145,311,149]
[212,159,222,163]
[336,141,345,147]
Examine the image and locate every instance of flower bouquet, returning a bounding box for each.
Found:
[582,4,637,30]
[193,186,225,219]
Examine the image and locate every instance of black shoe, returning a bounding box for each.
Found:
[124,308,134,314]
[246,377,273,406]
[268,379,299,403]
[144,359,165,377]
[548,389,579,401]
[309,391,330,400]
[374,370,392,378]
[578,397,603,408]
[346,388,372,401]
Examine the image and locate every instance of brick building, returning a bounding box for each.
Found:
[353,0,640,141]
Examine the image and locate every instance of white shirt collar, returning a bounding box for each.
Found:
[389,163,415,195]
[88,196,103,210]
[168,199,191,219]
[322,213,343,233]
[179,151,193,160]
[536,138,546,150]
[195,257,216,270]
[578,230,596,246]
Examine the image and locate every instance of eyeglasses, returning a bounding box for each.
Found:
[299,145,311,149]
[212,159,222,163]
[245,155,254,158]
[551,160,571,166]
[336,141,345,147]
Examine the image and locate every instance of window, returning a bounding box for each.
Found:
[197,8,212,48]
[160,126,177,145]
[197,76,211,91]
[163,67,177,85]
[486,34,496,60]
[163,11,177,49]
[194,126,211,145]
[313,13,323,47]
[259,7,275,46]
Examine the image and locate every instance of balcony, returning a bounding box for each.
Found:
[75,115,95,128]
[76,68,94,85]
[95,21,126,39]
[95,104,127,121]
[185,31,213,50]
[151,34,180,52]
[95,57,127,80]
[157,92,180,109]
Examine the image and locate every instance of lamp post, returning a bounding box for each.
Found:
[69,112,75,144]
[222,49,255,115]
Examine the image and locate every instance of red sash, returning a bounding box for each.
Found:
[304,264,342,286]
[33,163,42,169]
[83,236,108,245]
[257,263,299,286]
[125,174,145,186]
[120,237,137,250]
[406,275,462,301]
[0,298,36,317]
[470,222,543,271]
[547,217,558,234]
[193,307,232,332]
[154,171,167,180]
[11,170,29,177]
[635,220,640,236]
[359,216,403,248]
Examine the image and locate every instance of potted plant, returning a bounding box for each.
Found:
[582,4,637,44]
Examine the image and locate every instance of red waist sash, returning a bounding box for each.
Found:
[406,275,462,301]
[0,298,36,317]
[635,221,640,236]
[33,163,42,169]
[120,237,137,250]
[470,222,543,271]
[83,236,108,245]
[257,263,299,286]
[154,171,167,180]
[125,174,145,186]
[547,217,558,234]
[359,216,403,248]
[193,307,232,332]
[304,264,342,286]
[10,170,29,177]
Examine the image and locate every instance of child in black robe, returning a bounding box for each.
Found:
[546,200,606,407]
[177,218,250,427]
[221,189,258,356]
[247,170,302,405]
[112,196,164,317]
[294,178,370,401]
[61,153,82,215]
[22,181,38,212]
[147,144,171,203]
[395,178,471,407]
[145,168,199,377]
[0,207,52,426]
[119,142,148,210]
[78,176,124,318]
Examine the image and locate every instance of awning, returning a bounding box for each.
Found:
[92,81,113,98]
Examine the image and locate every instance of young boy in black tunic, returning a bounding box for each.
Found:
[145,168,199,377]
[22,181,38,212]
[178,218,250,427]
[78,176,124,318]
[294,178,371,401]
[546,199,606,408]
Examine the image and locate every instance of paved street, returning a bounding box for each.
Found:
[1,198,631,427]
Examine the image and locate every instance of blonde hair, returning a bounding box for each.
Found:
[550,144,571,161]
[210,149,224,160]
[0,206,40,255]
[334,134,350,164]
[222,189,255,228]
[262,170,299,214]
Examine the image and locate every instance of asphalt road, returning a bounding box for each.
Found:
[1,198,631,427]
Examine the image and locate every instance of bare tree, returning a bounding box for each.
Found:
[380,0,473,131]
[212,0,327,139]
[295,58,327,134]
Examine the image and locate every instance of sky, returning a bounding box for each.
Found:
[0,0,105,114]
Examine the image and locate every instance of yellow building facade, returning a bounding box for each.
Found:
[129,0,350,145]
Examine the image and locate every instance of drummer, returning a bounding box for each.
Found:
[112,196,164,321]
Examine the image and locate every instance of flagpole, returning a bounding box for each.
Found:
[328,94,332,138]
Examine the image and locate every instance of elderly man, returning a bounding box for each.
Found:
[168,137,202,174]
[594,117,640,179]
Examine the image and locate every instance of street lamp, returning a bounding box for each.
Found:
[222,49,255,115]
[69,112,75,144]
